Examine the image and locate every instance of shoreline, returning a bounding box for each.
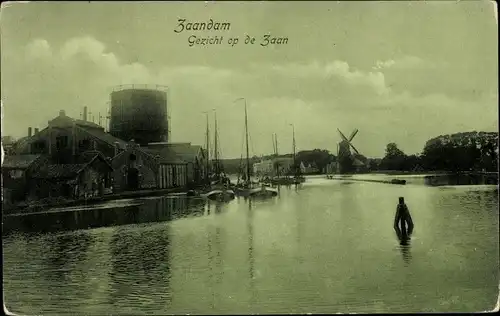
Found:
[3,187,191,216]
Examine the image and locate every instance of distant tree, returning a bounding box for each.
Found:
[420,131,498,172]
[380,143,408,170]
[296,149,335,173]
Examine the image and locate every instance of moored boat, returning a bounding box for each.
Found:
[202,187,236,201]
[233,98,278,199]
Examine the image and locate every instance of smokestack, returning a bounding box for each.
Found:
[28,127,32,137]
[34,128,39,135]
[59,110,66,117]
[83,106,88,121]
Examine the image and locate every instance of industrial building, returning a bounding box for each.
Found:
[109,85,170,146]
[2,85,207,207]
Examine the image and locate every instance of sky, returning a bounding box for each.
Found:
[1,1,498,158]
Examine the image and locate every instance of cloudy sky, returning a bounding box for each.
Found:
[1,1,497,158]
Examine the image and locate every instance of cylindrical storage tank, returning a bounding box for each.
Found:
[109,87,168,146]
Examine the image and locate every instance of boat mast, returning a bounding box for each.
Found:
[272,134,276,156]
[275,133,279,156]
[205,112,210,182]
[275,133,279,176]
[214,110,219,176]
[244,99,251,186]
[291,124,297,176]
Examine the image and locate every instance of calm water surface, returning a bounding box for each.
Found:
[3,176,499,314]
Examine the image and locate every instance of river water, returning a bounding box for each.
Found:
[3,175,499,314]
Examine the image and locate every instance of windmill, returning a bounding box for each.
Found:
[336,128,365,174]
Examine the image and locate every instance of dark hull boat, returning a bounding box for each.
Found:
[234,184,279,198]
[202,187,236,201]
[200,111,236,202]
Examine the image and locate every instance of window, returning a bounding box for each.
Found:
[129,153,137,161]
[79,139,91,150]
[32,141,46,153]
[56,136,69,149]
[9,170,24,179]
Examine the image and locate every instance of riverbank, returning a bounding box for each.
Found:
[327,171,498,186]
[326,176,407,185]
[2,187,189,216]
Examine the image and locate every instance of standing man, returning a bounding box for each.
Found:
[394,197,414,239]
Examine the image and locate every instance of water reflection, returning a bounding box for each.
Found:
[39,231,95,283]
[247,199,255,304]
[398,235,412,265]
[3,177,499,314]
[3,196,207,235]
[108,223,172,308]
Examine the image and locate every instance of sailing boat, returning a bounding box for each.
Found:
[290,124,306,184]
[201,111,235,202]
[259,133,294,186]
[233,99,278,198]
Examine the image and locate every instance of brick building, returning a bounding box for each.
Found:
[15,110,127,162]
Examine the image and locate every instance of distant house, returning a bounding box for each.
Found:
[253,159,274,176]
[300,162,319,174]
[1,136,17,156]
[325,162,337,174]
[2,154,50,204]
[28,152,113,200]
[253,157,293,177]
[353,158,365,172]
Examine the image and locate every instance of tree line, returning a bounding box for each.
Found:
[218,131,498,174]
[375,132,498,172]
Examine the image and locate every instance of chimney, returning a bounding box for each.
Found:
[59,110,66,117]
[114,141,120,156]
[28,127,32,137]
[83,106,88,121]
[34,128,39,134]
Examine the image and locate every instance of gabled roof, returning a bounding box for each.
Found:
[2,154,43,169]
[1,136,16,145]
[75,119,103,129]
[49,113,103,130]
[142,147,187,164]
[77,150,113,169]
[146,143,202,164]
[165,143,203,163]
[112,145,166,165]
[76,125,128,150]
[78,151,103,164]
[32,164,86,179]
[353,158,365,166]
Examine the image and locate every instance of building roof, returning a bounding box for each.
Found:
[76,125,128,150]
[77,151,102,164]
[32,164,86,179]
[77,150,113,169]
[142,147,187,164]
[167,143,203,163]
[74,119,103,129]
[353,158,365,166]
[11,121,127,156]
[145,143,202,164]
[1,136,16,145]
[2,154,42,169]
